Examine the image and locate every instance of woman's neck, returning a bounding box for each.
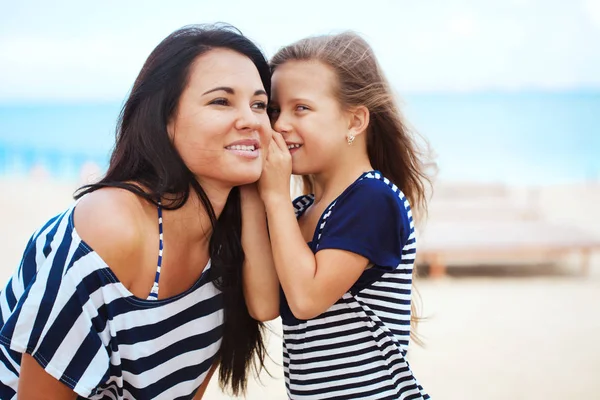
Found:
[163,180,232,246]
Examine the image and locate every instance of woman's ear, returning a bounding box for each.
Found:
[167,117,175,140]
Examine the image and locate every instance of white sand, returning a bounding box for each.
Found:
[201,276,600,400]
[2,177,599,399]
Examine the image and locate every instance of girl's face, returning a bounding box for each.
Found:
[169,48,271,189]
[270,60,349,175]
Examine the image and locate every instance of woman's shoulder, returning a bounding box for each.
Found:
[73,188,152,281]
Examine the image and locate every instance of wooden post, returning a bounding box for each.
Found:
[580,248,591,277]
[429,254,447,278]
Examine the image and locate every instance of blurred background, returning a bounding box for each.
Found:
[1,0,599,398]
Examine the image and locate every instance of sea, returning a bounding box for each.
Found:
[0,90,598,185]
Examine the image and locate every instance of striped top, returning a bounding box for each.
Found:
[281,171,430,399]
[0,200,223,399]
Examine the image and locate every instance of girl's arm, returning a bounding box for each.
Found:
[240,184,280,321]
[262,196,367,320]
[259,133,368,320]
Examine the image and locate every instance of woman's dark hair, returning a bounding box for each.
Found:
[76,23,270,395]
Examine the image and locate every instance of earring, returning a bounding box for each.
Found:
[347,135,355,145]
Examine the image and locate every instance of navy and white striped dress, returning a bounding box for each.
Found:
[0,200,223,399]
[281,171,430,399]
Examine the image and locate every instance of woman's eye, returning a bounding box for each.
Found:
[209,98,229,106]
[252,101,268,111]
[296,105,309,112]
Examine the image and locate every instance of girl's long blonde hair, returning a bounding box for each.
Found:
[271,32,433,344]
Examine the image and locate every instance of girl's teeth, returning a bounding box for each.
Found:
[287,144,301,149]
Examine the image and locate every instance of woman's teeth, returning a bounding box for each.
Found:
[287,144,301,149]
[226,145,256,151]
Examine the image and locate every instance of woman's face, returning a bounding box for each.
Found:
[169,48,271,189]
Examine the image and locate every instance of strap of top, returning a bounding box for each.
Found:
[146,201,163,300]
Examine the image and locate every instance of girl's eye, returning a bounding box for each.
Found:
[252,101,268,111]
[296,105,309,112]
[209,98,229,106]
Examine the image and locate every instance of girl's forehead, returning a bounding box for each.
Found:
[274,60,335,81]
[271,61,337,99]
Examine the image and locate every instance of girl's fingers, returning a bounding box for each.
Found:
[268,137,279,157]
[271,130,288,152]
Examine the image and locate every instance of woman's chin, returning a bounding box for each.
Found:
[230,170,263,187]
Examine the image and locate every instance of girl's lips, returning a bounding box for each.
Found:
[287,143,302,154]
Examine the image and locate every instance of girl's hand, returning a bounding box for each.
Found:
[258,130,292,205]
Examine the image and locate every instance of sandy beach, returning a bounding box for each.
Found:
[1,176,599,399]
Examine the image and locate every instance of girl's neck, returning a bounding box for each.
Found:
[312,155,373,205]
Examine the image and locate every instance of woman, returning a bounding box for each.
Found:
[0,24,276,399]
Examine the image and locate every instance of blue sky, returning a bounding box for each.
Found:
[1,0,599,101]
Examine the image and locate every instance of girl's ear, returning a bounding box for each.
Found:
[347,105,370,138]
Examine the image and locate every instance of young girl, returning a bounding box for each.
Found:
[0,25,277,399]
[258,32,431,399]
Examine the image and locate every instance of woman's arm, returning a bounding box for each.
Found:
[16,189,145,400]
[240,184,280,321]
[193,360,219,399]
[17,354,78,400]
